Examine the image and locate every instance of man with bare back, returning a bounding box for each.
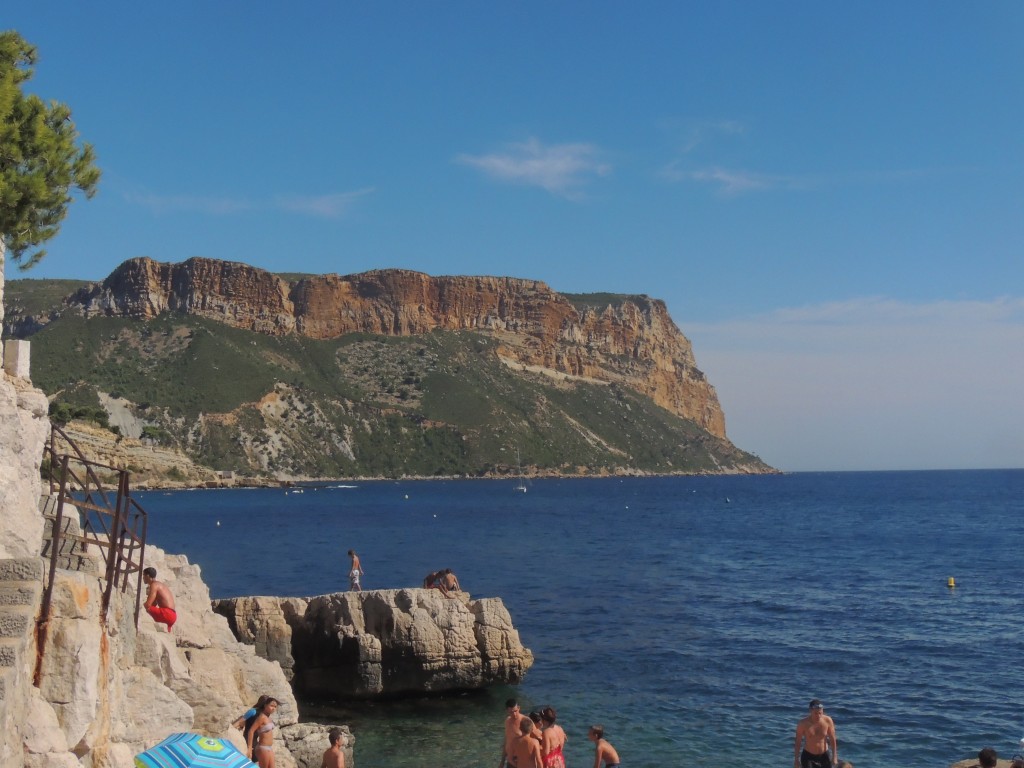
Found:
[507,717,542,768]
[795,699,837,768]
[142,567,176,631]
[348,550,363,591]
[499,698,532,768]
[442,568,461,593]
[320,728,346,768]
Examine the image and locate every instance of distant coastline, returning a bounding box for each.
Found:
[134,464,783,491]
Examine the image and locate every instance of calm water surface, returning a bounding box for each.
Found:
[138,471,1024,768]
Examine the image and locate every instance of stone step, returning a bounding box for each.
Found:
[40,535,85,559]
[0,583,41,609]
[38,495,60,517]
[0,611,31,639]
[0,638,20,666]
[0,559,44,584]
[50,554,100,575]
[41,514,84,533]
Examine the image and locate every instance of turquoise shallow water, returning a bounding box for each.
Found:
[139,470,1024,768]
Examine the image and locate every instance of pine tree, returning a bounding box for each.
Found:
[0,30,100,279]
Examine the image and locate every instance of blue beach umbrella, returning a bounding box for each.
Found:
[135,733,256,768]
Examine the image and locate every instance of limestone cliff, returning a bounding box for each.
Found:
[0,355,353,767]
[71,257,727,438]
[213,590,534,699]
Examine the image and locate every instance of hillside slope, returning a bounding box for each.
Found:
[3,259,774,480]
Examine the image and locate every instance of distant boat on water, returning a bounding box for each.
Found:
[515,448,528,493]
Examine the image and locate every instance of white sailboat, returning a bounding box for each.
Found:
[515,448,528,493]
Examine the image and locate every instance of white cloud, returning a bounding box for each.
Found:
[127,188,373,218]
[124,193,254,215]
[688,167,776,194]
[456,138,610,197]
[275,188,375,218]
[666,118,746,154]
[684,297,1024,472]
[661,165,806,195]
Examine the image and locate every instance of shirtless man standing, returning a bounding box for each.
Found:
[794,699,837,768]
[506,717,542,768]
[142,567,176,631]
[499,698,531,768]
[320,728,346,768]
[348,550,363,592]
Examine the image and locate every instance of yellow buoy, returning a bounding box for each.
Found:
[947,577,956,588]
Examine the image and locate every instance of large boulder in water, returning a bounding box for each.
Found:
[212,589,533,698]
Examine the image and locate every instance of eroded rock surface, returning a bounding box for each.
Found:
[213,589,534,699]
[71,257,726,437]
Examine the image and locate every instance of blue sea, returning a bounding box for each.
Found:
[137,471,1024,768]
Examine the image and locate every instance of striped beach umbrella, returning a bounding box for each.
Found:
[135,733,255,768]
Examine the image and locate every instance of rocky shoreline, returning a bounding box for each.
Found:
[0,358,538,766]
[53,417,777,493]
[212,590,533,699]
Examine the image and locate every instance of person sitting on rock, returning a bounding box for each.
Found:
[142,567,176,631]
[978,748,997,768]
[442,568,461,593]
[423,570,449,597]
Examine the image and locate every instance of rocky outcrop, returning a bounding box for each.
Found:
[23,543,357,768]
[50,421,221,489]
[0,266,354,767]
[69,257,727,438]
[0,410,353,768]
[0,374,48,560]
[213,589,534,699]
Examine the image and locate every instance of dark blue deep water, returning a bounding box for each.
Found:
[137,471,1024,768]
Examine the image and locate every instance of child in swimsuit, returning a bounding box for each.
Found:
[588,724,621,768]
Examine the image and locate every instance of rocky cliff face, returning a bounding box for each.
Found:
[0,354,351,766]
[71,257,727,438]
[213,590,534,699]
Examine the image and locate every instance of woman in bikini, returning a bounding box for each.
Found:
[540,706,567,768]
[246,696,280,768]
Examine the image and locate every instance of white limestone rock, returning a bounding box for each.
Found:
[214,587,534,698]
[22,688,68,755]
[281,722,355,768]
[0,374,48,559]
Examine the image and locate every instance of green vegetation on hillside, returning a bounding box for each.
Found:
[2,278,90,316]
[4,279,771,479]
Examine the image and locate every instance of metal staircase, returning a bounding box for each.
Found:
[33,424,149,685]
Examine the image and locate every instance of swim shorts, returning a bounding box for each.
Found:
[146,605,177,629]
[801,750,832,768]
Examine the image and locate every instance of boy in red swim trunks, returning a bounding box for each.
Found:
[142,567,177,631]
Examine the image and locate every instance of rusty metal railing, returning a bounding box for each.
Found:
[36,424,148,684]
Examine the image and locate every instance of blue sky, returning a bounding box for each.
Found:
[4,2,1023,471]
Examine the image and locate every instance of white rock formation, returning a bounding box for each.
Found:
[0,373,48,559]
[214,588,534,699]
[0,358,353,767]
